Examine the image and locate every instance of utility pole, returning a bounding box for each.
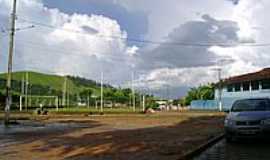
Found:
[67,79,69,107]
[100,71,104,113]
[62,76,67,107]
[20,76,25,111]
[27,73,32,108]
[29,84,32,108]
[94,81,98,109]
[142,94,145,112]
[139,93,142,109]
[25,72,29,110]
[212,68,223,112]
[21,76,25,96]
[19,75,23,111]
[217,68,222,112]
[132,71,136,112]
[4,0,17,125]
[87,96,90,108]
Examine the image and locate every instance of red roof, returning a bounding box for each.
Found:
[223,68,270,84]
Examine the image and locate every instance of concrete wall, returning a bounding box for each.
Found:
[190,98,237,111]
[191,82,270,111]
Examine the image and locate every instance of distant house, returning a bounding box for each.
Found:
[192,68,270,110]
[155,99,179,111]
[155,100,167,110]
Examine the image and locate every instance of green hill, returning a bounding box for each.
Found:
[0,71,140,109]
[0,71,109,97]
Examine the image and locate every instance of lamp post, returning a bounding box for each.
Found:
[217,68,222,112]
[131,71,136,112]
[212,68,222,112]
[100,71,104,113]
[213,58,233,112]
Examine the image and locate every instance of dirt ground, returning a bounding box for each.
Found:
[0,111,224,160]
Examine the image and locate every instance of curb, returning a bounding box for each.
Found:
[178,133,225,160]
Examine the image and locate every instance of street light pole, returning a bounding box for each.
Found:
[62,76,67,107]
[100,71,104,113]
[214,58,232,112]
[4,0,17,125]
[25,72,29,110]
[217,68,222,112]
[132,71,136,112]
[142,94,145,112]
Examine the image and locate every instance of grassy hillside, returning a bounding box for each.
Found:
[0,71,106,96]
[0,71,151,109]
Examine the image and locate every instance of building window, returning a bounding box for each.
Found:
[227,85,233,92]
[234,83,241,92]
[243,82,250,91]
[262,79,270,89]
[251,81,259,90]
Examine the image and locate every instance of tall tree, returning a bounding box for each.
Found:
[182,84,215,106]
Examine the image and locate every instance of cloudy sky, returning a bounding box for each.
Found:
[0,0,269,98]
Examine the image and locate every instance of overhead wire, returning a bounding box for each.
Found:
[14,38,132,62]
[17,17,270,48]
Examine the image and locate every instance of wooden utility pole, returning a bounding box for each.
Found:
[4,0,17,125]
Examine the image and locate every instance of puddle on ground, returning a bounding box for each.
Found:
[0,121,91,152]
[0,121,89,135]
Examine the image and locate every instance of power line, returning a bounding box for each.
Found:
[17,17,270,47]
[11,38,259,70]
[1,25,35,34]
[15,39,132,62]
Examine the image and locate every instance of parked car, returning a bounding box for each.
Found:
[224,98,270,142]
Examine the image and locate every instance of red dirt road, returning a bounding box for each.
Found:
[0,112,224,160]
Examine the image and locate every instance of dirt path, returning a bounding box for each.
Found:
[0,112,224,160]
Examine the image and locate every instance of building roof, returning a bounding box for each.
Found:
[223,68,270,85]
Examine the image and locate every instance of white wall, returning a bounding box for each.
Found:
[215,87,270,99]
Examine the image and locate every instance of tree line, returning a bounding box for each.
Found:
[180,83,215,106]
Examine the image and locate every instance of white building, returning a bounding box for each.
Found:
[191,68,270,110]
[215,68,270,109]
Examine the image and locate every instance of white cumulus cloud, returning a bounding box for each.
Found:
[0,0,138,85]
